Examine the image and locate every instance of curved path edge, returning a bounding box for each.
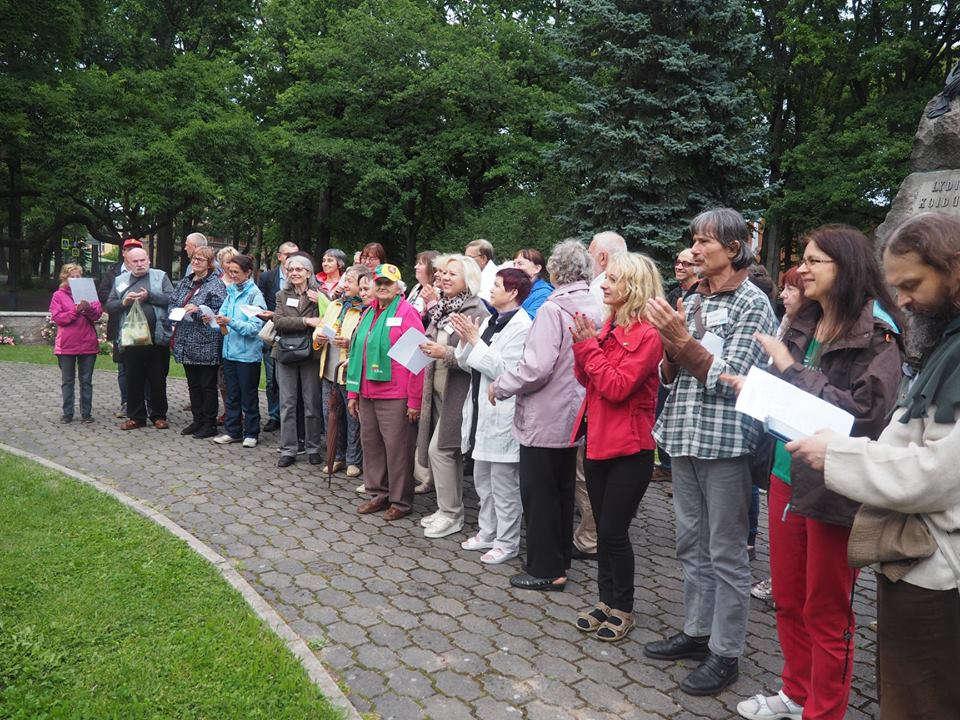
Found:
[0,441,362,720]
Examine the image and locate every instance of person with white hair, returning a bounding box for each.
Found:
[465,239,499,302]
[489,239,604,591]
[417,254,490,538]
[588,231,628,304]
[271,253,325,467]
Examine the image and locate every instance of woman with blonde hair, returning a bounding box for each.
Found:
[417,254,489,538]
[49,263,103,422]
[570,252,664,640]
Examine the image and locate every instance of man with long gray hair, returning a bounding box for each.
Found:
[643,208,776,695]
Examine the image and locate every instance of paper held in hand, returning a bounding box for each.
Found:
[239,304,263,319]
[735,366,855,442]
[68,277,99,304]
[387,327,433,374]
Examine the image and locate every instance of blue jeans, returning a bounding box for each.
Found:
[58,354,96,419]
[223,359,261,439]
[263,348,280,422]
[321,378,361,466]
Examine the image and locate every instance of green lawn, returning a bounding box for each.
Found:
[0,452,341,720]
[0,345,267,389]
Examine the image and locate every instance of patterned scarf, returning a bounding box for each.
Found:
[428,290,469,327]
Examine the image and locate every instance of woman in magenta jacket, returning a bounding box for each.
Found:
[50,263,103,422]
[570,252,664,642]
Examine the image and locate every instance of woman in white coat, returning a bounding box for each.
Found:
[449,268,533,564]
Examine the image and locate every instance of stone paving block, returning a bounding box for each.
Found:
[0,363,881,720]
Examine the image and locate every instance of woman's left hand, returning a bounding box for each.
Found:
[302,316,321,328]
[754,333,794,371]
[449,313,480,345]
[306,289,319,303]
[406,407,420,423]
[214,314,231,328]
[419,341,447,360]
[569,312,597,343]
[77,300,90,313]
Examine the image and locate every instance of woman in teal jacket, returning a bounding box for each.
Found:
[213,254,266,447]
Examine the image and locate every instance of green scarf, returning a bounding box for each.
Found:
[345,295,401,392]
[900,315,960,424]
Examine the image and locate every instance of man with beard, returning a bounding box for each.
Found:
[787,211,960,719]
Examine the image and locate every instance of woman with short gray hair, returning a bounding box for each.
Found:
[273,254,325,467]
[489,239,604,591]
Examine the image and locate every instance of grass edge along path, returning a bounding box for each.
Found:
[0,448,350,720]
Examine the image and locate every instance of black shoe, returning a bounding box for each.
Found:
[278,455,296,468]
[192,426,217,439]
[679,652,739,696]
[61,415,74,423]
[643,632,710,661]
[263,419,280,432]
[181,422,201,436]
[297,441,306,455]
[308,453,323,465]
[509,573,566,592]
[572,546,598,561]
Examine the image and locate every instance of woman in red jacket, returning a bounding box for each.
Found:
[570,252,664,641]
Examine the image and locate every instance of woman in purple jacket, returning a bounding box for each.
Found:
[49,263,103,422]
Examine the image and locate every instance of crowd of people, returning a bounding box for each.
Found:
[49,208,960,719]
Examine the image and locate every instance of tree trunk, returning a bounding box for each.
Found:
[156,213,174,275]
[315,186,332,258]
[6,157,22,290]
[762,217,784,285]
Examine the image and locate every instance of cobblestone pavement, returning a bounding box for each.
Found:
[1,361,879,719]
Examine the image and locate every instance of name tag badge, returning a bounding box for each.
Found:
[285,297,299,307]
[386,317,402,327]
[705,308,728,326]
[116,281,129,293]
[701,331,724,357]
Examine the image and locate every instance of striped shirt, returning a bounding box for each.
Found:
[654,273,776,459]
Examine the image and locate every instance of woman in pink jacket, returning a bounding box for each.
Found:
[346,264,425,521]
[49,263,103,422]
[570,252,663,641]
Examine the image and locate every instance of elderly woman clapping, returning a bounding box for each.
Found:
[272,254,324,467]
[417,254,490,539]
[449,268,533,564]
[489,239,604,591]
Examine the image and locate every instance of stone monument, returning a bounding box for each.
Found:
[876,62,960,243]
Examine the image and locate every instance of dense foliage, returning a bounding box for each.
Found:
[1,0,957,285]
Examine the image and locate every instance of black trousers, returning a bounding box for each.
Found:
[584,450,654,612]
[184,363,219,429]
[519,444,577,579]
[877,575,960,719]
[124,345,169,423]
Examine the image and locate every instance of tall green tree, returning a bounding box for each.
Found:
[554,0,764,264]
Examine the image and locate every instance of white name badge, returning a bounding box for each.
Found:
[701,331,724,357]
[285,297,299,307]
[116,281,129,293]
[386,317,402,327]
[705,308,728,326]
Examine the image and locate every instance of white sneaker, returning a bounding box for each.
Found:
[480,547,518,564]
[213,434,240,444]
[346,464,361,477]
[736,690,803,720]
[423,516,463,539]
[355,484,366,494]
[242,437,258,448]
[461,535,495,551]
[419,510,443,528]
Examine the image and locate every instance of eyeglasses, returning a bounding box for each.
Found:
[675,261,697,268]
[800,257,834,267]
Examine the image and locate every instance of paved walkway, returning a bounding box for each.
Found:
[0,361,879,719]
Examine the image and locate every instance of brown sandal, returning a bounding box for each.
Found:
[575,602,611,632]
[595,608,634,642]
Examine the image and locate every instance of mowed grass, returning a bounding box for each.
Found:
[0,452,341,720]
[0,344,267,389]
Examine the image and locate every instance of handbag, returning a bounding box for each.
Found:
[276,333,312,364]
[847,505,937,582]
[258,319,276,347]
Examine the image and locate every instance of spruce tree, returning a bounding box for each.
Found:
[554,0,763,262]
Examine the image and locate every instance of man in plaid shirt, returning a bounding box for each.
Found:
[643,208,776,696]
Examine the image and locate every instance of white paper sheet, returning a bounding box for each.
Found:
[735,366,855,441]
[239,304,263,319]
[68,277,99,304]
[320,324,337,339]
[387,327,433,374]
[197,304,218,328]
[167,307,187,322]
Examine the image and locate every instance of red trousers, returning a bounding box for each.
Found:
[769,477,858,720]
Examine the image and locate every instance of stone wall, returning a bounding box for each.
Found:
[0,310,109,345]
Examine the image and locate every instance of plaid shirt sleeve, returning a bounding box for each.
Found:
[703,296,776,397]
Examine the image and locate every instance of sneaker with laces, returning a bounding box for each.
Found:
[461,535,495,551]
[424,516,463,539]
[213,434,241,444]
[480,547,518,564]
[419,510,443,528]
[736,690,803,720]
[346,464,361,477]
[751,577,774,602]
[242,437,258,448]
